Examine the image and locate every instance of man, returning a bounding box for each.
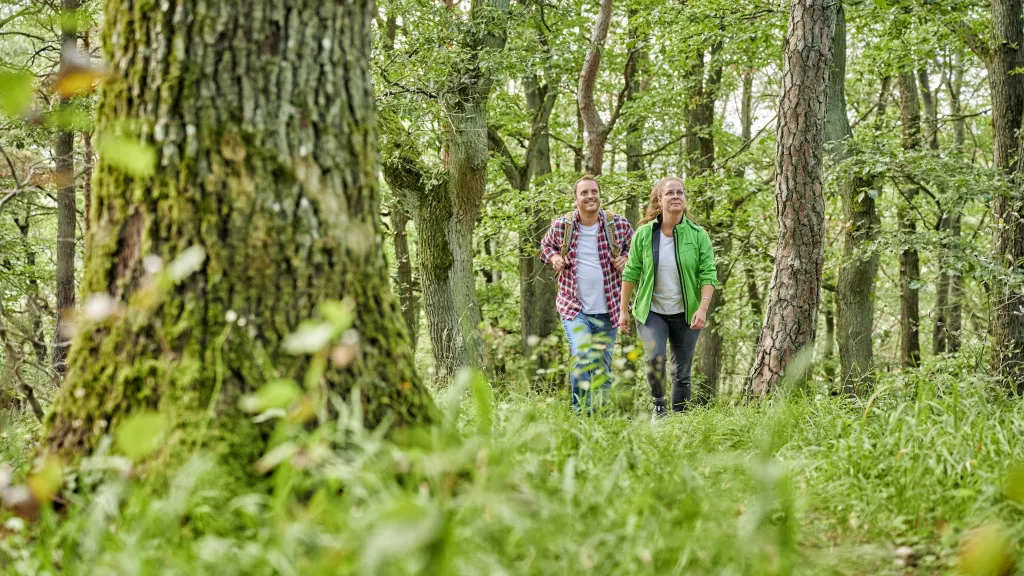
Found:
[540,175,634,413]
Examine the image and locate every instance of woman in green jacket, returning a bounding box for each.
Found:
[618,176,718,420]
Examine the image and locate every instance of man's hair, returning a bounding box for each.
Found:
[572,175,600,197]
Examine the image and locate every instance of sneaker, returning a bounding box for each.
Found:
[652,399,668,423]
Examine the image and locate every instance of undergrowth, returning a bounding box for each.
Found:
[2,352,1024,575]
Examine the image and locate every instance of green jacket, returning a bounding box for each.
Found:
[622,215,719,325]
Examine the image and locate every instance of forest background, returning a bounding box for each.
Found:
[2,0,1024,574]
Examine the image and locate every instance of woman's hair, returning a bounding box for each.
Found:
[572,174,600,197]
[638,176,687,225]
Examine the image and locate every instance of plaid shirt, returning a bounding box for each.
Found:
[539,210,635,327]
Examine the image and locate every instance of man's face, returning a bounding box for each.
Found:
[574,180,600,213]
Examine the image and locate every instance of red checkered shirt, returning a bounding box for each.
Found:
[539,210,634,327]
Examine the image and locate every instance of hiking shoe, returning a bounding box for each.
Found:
[652,400,668,423]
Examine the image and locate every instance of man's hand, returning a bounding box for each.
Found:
[549,254,566,273]
[612,254,627,272]
[691,307,708,330]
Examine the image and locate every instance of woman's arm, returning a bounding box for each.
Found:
[618,280,635,332]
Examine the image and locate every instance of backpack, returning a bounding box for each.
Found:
[559,210,619,260]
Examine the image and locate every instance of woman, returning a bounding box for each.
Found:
[619,176,718,420]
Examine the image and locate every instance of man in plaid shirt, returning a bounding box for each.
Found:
[539,175,634,413]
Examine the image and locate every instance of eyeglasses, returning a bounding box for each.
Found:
[663,189,685,197]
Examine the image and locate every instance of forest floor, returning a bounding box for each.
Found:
[1,351,1022,575]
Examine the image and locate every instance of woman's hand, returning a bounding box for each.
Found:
[618,309,631,334]
[690,307,708,330]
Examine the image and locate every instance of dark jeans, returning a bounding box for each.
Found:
[637,311,701,412]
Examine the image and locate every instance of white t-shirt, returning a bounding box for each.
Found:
[650,231,686,315]
[575,223,608,314]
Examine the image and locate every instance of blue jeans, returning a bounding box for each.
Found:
[561,312,617,413]
[636,311,701,412]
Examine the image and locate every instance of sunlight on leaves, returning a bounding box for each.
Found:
[166,246,206,282]
[361,501,442,574]
[1005,463,1024,504]
[99,135,156,177]
[116,412,169,462]
[958,523,1016,576]
[283,321,334,355]
[239,379,302,414]
[0,70,34,117]
[26,457,63,503]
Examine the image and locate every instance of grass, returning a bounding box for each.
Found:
[2,352,1024,575]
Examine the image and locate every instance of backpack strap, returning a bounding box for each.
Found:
[559,211,575,259]
[603,210,619,259]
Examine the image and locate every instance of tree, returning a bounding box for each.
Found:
[897,71,922,367]
[578,0,636,175]
[953,0,1024,391]
[52,0,81,376]
[747,0,837,395]
[824,6,881,392]
[45,0,433,461]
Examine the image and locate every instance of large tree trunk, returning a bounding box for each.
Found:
[45,0,433,461]
[978,0,1024,391]
[898,72,922,368]
[747,0,837,396]
[52,0,80,377]
[439,0,510,370]
[686,42,727,401]
[824,7,879,394]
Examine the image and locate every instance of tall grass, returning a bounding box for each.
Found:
[2,353,1023,575]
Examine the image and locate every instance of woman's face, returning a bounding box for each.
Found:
[659,180,686,215]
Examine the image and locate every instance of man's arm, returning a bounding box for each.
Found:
[539,217,562,265]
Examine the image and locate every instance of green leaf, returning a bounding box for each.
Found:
[239,379,303,414]
[283,321,334,355]
[99,135,157,177]
[0,71,34,117]
[116,412,169,462]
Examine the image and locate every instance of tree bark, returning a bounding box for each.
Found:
[391,205,419,343]
[898,72,922,368]
[686,41,727,401]
[946,54,966,353]
[52,0,80,376]
[973,0,1024,391]
[747,0,837,396]
[919,67,950,355]
[45,0,433,461]
[824,7,879,393]
[439,0,511,370]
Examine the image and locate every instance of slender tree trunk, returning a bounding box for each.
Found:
[45,0,433,461]
[578,0,614,175]
[685,42,727,401]
[52,0,80,377]
[919,67,950,355]
[518,75,559,362]
[947,55,965,352]
[898,72,922,368]
[392,206,419,343]
[825,7,879,393]
[747,0,837,396]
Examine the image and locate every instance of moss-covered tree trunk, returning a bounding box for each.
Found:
[45,0,433,461]
[824,7,879,394]
[391,205,419,343]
